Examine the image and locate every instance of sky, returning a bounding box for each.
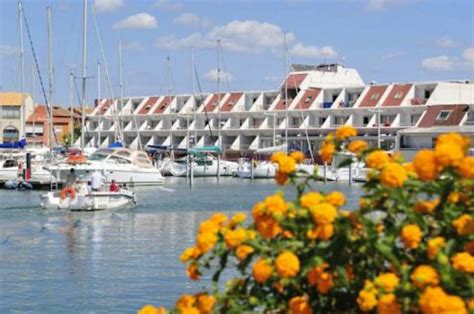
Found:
[0,0,473,107]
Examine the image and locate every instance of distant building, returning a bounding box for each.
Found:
[0,92,34,143]
[26,105,82,146]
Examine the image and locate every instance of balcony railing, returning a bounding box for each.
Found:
[322,102,333,109]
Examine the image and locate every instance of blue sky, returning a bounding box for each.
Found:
[0,0,473,107]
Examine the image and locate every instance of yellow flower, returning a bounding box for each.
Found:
[230,212,246,225]
[427,237,446,259]
[279,155,297,174]
[209,212,228,226]
[310,202,337,225]
[401,224,422,249]
[451,252,474,273]
[413,150,439,181]
[179,307,200,314]
[436,133,470,151]
[452,214,474,236]
[252,258,272,283]
[335,125,357,140]
[138,305,167,314]
[348,140,368,154]
[319,141,335,164]
[456,156,474,179]
[435,141,465,168]
[325,191,346,207]
[198,220,219,235]
[180,247,195,263]
[224,228,247,248]
[300,192,325,208]
[187,263,200,281]
[419,286,467,314]
[314,223,334,240]
[377,294,401,314]
[196,232,218,253]
[447,192,461,203]
[271,151,286,164]
[402,162,416,176]
[235,245,254,261]
[275,251,300,278]
[380,162,407,188]
[289,296,313,314]
[357,290,378,312]
[264,194,288,216]
[196,294,216,314]
[289,151,305,164]
[375,273,400,293]
[411,265,439,289]
[366,150,390,169]
[176,295,197,311]
[414,198,440,214]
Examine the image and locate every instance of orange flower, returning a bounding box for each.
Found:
[419,286,467,314]
[325,191,346,207]
[187,263,200,281]
[357,290,378,312]
[180,247,195,263]
[253,258,272,283]
[366,150,390,169]
[138,305,167,314]
[375,273,400,293]
[300,192,325,208]
[377,293,401,314]
[289,151,305,164]
[209,213,228,226]
[414,198,440,214]
[196,232,218,253]
[319,141,335,164]
[436,133,470,151]
[289,296,313,314]
[198,220,219,235]
[413,150,439,181]
[447,192,461,204]
[411,265,439,288]
[435,141,465,168]
[255,215,282,239]
[401,224,422,249]
[452,214,474,236]
[451,252,474,273]
[348,140,368,154]
[335,125,357,140]
[427,237,445,259]
[275,251,300,278]
[235,245,254,261]
[264,194,288,216]
[230,212,246,225]
[224,228,247,248]
[464,241,474,254]
[314,224,334,240]
[307,263,333,294]
[275,171,288,185]
[310,202,337,225]
[380,162,407,188]
[176,294,197,311]
[196,294,216,314]
[456,156,474,179]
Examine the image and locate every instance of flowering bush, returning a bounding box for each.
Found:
[139,127,473,314]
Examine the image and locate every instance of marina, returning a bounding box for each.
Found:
[0,178,363,312]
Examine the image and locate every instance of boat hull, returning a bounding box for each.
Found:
[40,190,136,211]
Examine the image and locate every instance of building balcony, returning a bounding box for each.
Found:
[410,97,427,105]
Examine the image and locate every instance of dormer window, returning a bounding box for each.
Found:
[370,93,380,100]
[305,96,313,102]
[436,110,451,120]
[394,92,403,99]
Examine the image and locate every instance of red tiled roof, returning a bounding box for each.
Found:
[274,98,290,110]
[382,84,412,107]
[359,85,388,108]
[203,93,225,113]
[26,105,73,123]
[294,88,321,109]
[153,96,174,114]
[138,96,159,114]
[221,93,243,112]
[283,74,307,89]
[418,105,468,127]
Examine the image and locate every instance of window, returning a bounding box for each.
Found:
[363,116,370,125]
[305,96,313,102]
[1,107,21,119]
[319,117,327,126]
[411,114,421,125]
[424,90,431,99]
[370,93,380,100]
[394,92,403,99]
[436,110,451,120]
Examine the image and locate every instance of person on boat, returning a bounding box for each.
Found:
[87,181,92,194]
[109,180,120,192]
[90,170,103,192]
[65,168,77,188]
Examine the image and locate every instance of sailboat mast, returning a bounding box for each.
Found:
[191,48,197,143]
[118,40,124,144]
[97,60,101,147]
[31,64,36,140]
[69,70,74,146]
[80,0,87,150]
[47,6,54,149]
[216,40,221,149]
[18,0,26,140]
[167,54,172,147]
[284,32,289,153]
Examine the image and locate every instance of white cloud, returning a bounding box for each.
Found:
[421,56,454,71]
[204,68,233,82]
[94,0,123,13]
[290,43,337,58]
[174,13,212,28]
[434,36,456,48]
[0,45,18,58]
[366,0,419,11]
[122,41,144,51]
[155,33,213,50]
[463,47,474,62]
[113,13,158,30]
[153,0,184,11]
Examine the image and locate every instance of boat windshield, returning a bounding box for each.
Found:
[89,149,113,161]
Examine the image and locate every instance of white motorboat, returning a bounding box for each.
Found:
[0,158,56,183]
[40,189,136,211]
[318,153,365,182]
[45,148,164,186]
[237,160,277,179]
[170,156,238,177]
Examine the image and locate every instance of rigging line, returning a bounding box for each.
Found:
[91,3,122,142]
[219,42,231,92]
[193,61,214,139]
[73,77,90,141]
[22,3,58,145]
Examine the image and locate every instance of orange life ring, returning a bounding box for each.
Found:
[66,154,87,164]
[60,187,76,200]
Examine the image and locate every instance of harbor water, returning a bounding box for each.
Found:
[0,178,363,313]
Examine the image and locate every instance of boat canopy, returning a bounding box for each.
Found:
[0,139,27,149]
[147,144,187,153]
[109,141,123,148]
[255,143,287,155]
[189,146,221,155]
